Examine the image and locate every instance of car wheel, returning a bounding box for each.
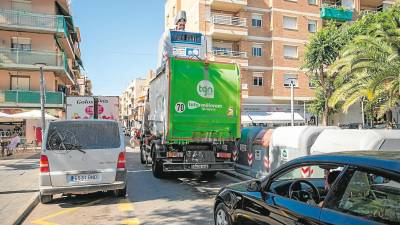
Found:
[201,171,218,178]
[215,203,231,225]
[114,186,127,197]
[40,194,53,204]
[140,146,145,164]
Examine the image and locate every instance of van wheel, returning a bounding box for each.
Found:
[114,186,127,197]
[201,171,218,178]
[140,146,145,164]
[40,194,53,204]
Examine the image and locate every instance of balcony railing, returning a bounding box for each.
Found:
[0,9,65,33]
[212,49,247,58]
[0,48,74,82]
[0,90,65,105]
[320,5,353,21]
[211,14,247,27]
[0,48,65,68]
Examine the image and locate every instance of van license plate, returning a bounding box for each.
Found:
[192,164,208,169]
[69,174,100,183]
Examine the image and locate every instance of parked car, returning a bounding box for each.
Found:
[214,151,400,225]
[39,120,127,203]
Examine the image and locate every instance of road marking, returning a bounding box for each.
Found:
[32,198,105,225]
[118,199,135,212]
[122,218,140,225]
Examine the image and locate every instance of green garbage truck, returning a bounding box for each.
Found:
[140,56,241,178]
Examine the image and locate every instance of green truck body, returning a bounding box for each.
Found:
[167,58,241,142]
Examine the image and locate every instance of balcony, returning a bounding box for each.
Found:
[0,90,65,107]
[0,9,65,33]
[209,14,247,41]
[210,49,248,67]
[210,0,247,12]
[0,9,75,58]
[320,6,353,21]
[0,48,74,84]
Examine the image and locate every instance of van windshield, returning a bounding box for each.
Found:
[46,121,121,150]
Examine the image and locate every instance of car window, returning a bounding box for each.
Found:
[46,121,121,150]
[276,165,328,181]
[334,171,400,224]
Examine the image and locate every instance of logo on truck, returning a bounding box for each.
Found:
[197,80,214,99]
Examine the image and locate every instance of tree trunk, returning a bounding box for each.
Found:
[320,67,331,126]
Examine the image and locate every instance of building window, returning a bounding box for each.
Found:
[308,20,317,33]
[11,76,30,90]
[11,37,31,51]
[252,14,263,27]
[283,16,297,30]
[252,46,262,57]
[284,74,298,87]
[308,0,317,5]
[12,0,32,12]
[283,45,298,59]
[253,73,264,86]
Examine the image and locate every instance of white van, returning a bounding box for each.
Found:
[39,120,127,203]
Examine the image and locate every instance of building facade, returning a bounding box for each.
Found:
[0,0,87,143]
[0,0,85,118]
[164,0,395,125]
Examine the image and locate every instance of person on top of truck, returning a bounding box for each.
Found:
[157,11,187,67]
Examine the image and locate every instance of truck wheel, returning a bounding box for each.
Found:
[40,194,53,204]
[140,146,145,164]
[152,152,164,178]
[201,171,218,178]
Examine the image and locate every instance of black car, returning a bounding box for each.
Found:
[214,151,400,225]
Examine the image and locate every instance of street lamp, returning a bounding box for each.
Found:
[290,80,295,127]
[34,63,47,136]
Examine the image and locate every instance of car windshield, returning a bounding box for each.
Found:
[46,121,120,150]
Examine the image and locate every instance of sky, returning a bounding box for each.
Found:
[71,0,165,96]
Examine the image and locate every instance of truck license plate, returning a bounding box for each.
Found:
[191,164,209,169]
[69,174,100,183]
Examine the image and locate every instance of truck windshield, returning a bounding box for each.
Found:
[46,121,121,150]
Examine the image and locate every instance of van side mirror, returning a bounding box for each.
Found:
[247,180,262,192]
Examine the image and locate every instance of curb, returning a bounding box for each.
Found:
[221,170,253,181]
[11,192,39,225]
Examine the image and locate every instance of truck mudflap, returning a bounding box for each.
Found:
[163,162,234,172]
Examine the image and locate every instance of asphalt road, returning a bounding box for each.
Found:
[22,138,240,225]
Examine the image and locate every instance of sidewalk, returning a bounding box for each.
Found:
[0,152,40,225]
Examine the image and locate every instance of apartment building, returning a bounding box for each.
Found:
[164,0,395,125]
[0,0,85,118]
[119,78,146,128]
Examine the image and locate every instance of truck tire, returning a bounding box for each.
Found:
[201,171,218,178]
[140,146,145,164]
[152,151,164,178]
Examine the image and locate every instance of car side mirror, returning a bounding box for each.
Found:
[247,180,262,192]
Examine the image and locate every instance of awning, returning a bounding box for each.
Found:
[10,110,58,120]
[0,112,10,118]
[241,115,252,124]
[248,112,304,124]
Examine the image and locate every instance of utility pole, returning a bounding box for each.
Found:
[361,97,365,128]
[290,81,294,126]
[35,63,47,136]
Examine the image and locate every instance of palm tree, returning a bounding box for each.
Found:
[329,12,400,121]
